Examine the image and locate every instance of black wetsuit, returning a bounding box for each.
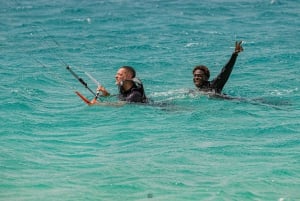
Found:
[197,52,238,94]
[118,80,148,103]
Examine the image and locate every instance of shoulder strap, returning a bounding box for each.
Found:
[132,77,142,87]
[132,77,148,102]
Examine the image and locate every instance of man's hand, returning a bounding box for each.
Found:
[97,86,110,96]
[235,41,244,54]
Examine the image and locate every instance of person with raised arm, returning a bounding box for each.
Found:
[192,41,243,95]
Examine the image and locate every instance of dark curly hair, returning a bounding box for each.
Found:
[192,65,210,79]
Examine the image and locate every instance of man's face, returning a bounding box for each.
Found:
[115,68,131,85]
[193,69,207,87]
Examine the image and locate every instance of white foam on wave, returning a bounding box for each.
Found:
[270,88,298,96]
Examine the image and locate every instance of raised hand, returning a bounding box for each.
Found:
[235,41,244,54]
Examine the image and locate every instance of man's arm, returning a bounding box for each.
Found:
[210,41,243,93]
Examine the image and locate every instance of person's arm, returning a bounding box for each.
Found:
[89,86,110,104]
[210,41,243,93]
[97,86,110,96]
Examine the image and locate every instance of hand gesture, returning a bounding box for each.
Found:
[234,41,243,54]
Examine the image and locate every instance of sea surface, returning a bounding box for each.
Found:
[1,0,300,200]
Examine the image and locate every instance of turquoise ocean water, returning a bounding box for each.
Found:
[1,0,300,200]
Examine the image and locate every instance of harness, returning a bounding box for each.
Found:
[119,78,148,103]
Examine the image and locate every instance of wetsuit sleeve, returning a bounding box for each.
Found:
[126,90,143,103]
[210,53,238,93]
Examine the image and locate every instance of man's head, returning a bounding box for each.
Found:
[192,65,210,87]
[115,66,136,86]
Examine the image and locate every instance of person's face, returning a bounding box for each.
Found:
[193,69,208,87]
[115,68,131,85]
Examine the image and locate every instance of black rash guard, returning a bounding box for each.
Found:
[118,81,148,103]
[198,52,238,94]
